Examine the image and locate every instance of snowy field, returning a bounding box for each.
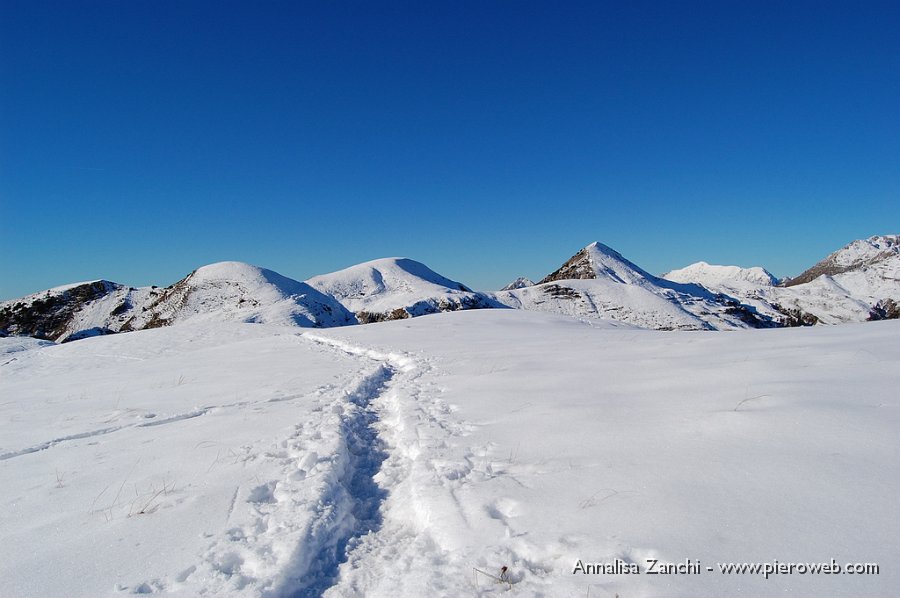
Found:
[1,311,897,597]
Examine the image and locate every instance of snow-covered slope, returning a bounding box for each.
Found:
[1,313,896,597]
[307,257,501,323]
[124,261,356,330]
[788,236,900,322]
[496,242,775,330]
[761,276,876,325]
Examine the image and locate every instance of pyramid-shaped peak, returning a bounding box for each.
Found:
[540,242,655,285]
[585,241,621,253]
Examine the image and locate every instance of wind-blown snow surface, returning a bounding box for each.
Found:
[1,312,897,597]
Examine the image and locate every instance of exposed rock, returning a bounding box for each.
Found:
[771,303,819,327]
[868,298,900,321]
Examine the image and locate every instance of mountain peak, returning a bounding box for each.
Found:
[501,277,535,291]
[121,262,354,331]
[308,257,472,295]
[306,256,494,322]
[187,261,313,297]
[539,242,654,285]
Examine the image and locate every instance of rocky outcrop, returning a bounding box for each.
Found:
[0,281,121,341]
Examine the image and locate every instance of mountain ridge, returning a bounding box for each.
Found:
[662,235,899,325]
[785,235,899,287]
[3,235,898,342]
[663,262,779,289]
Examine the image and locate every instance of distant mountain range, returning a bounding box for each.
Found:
[662,235,899,325]
[2,235,898,342]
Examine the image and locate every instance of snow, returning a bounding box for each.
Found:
[307,257,495,318]
[0,280,114,307]
[0,280,150,342]
[6,236,898,343]
[125,262,356,330]
[495,243,767,330]
[0,263,357,342]
[826,247,900,305]
[662,236,900,325]
[67,286,158,335]
[0,336,54,355]
[0,323,370,597]
[829,235,899,269]
[759,276,874,324]
[1,311,897,597]
[578,242,657,285]
[499,277,534,291]
[663,261,778,290]
[495,278,715,330]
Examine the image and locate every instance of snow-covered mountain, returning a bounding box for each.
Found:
[662,236,900,325]
[0,280,158,342]
[307,257,500,323]
[663,261,778,290]
[121,262,355,331]
[767,236,900,324]
[0,258,497,341]
[495,242,775,330]
[0,262,355,342]
[786,235,899,287]
[500,277,534,291]
[4,235,898,343]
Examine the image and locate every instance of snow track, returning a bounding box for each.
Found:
[5,317,898,597]
[299,334,482,597]
[270,362,393,597]
[141,334,429,598]
[0,409,213,461]
[2,323,613,596]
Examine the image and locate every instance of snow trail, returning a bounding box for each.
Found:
[298,333,479,597]
[147,360,402,598]
[270,363,393,597]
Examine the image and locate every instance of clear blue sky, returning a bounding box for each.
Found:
[2,0,898,299]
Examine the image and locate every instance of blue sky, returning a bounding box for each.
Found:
[1,1,898,299]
